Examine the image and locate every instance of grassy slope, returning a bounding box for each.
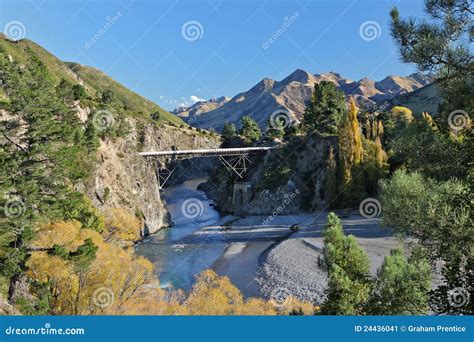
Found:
[66,62,183,125]
[0,34,184,125]
[390,83,442,116]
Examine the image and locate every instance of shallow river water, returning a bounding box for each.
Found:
[134,178,228,291]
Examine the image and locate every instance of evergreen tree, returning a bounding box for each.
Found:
[369,248,431,315]
[101,90,114,104]
[380,170,473,314]
[83,120,100,153]
[222,122,238,147]
[302,81,346,135]
[0,47,92,293]
[321,213,372,314]
[72,84,87,101]
[390,0,473,132]
[239,116,261,145]
[265,117,285,140]
[150,111,161,121]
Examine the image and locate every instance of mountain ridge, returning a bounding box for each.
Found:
[173,69,434,131]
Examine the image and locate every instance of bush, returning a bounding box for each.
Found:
[72,84,87,101]
[290,224,300,232]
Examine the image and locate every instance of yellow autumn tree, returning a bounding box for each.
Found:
[338,98,363,185]
[374,136,387,169]
[390,106,414,123]
[26,220,156,315]
[182,270,278,315]
[104,208,142,245]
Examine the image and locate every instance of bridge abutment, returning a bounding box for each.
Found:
[232,182,252,214]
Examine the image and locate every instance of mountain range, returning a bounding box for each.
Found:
[173,69,436,131]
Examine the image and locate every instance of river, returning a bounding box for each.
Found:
[134,178,393,304]
[134,178,228,291]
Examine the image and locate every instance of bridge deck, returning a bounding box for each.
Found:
[138,146,274,158]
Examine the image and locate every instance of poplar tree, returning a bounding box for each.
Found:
[338,98,363,185]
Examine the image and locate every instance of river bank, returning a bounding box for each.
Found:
[207,212,400,304]
[135,179,402,303]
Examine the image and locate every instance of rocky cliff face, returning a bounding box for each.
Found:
[81,118,220,236]
[203,135,337,216]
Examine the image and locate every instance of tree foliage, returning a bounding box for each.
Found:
[380,170,473,314]
[390,0,473,131]
[338,98,363,185]
[303,81,346,135]
[26,220,154,315]
[369,248,431,315]
[321,213,433,315]
[239,116,261,145]
[321,213,372,314]
[221,122,238,147]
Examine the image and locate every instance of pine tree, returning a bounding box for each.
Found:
[83,120,100,153]
[266,117,285,141]
[302,81,346,135]
[0,48,91,291]
[390,0,473,132]
[222,122,237,147]
[239,116,261,145]
[368,247,431,315]
[321,213,372,314]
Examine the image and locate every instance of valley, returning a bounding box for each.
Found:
[0,0,472,317]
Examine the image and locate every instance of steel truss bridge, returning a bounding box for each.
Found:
[138,147,274,188]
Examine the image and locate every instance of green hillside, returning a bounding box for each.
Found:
[390,83,442,117]
[0,34,183,125]
[66,62,183,125]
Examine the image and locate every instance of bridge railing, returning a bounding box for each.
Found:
[138,146,274,158]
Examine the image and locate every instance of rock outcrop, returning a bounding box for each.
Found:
[82,119,220,235]
[203,135,337,215]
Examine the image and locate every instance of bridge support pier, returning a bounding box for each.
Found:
[232,182,252,214]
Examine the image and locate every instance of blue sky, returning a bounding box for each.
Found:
[1,0,426,110]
